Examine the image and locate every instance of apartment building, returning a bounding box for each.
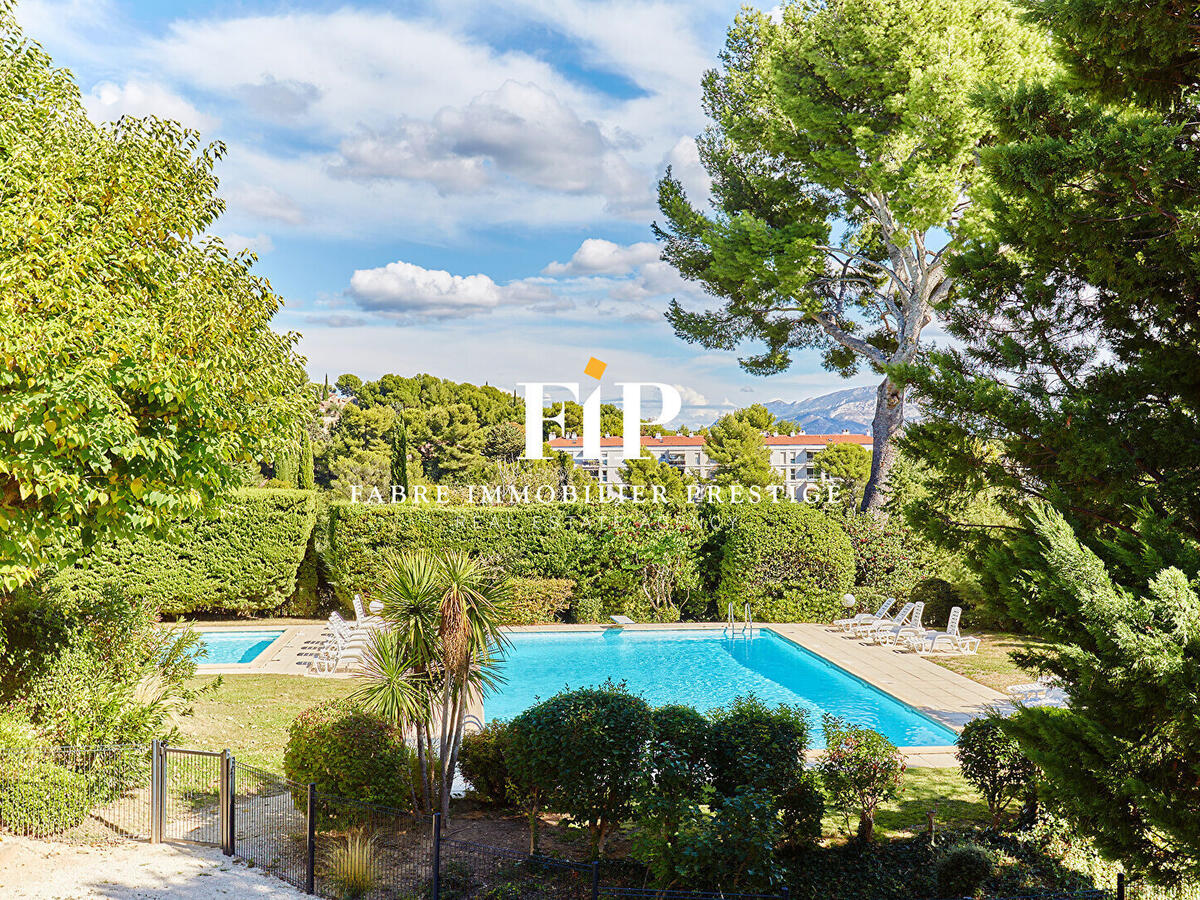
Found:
[547,432,873,501]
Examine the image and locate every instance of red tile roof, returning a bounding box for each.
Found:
[547,433,872,449]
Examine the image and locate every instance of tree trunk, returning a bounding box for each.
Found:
[857,810,876,843]
[860,376,906,513]
[415,720,432,812]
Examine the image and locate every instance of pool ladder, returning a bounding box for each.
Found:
[722,602,756,638]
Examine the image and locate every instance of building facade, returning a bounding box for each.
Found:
[547,432,873,501]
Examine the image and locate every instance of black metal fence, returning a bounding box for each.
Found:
[0,742,1128,900]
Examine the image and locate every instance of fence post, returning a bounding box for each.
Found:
[149,740,164,844]
[219,750,232,856]
[431,813,442,900]
[1117,872,1126,900]
[228,757,237,858]
[305,783,317,895]
[591,860,600,900]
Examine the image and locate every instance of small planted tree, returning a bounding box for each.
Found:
[957,713,1037,831]
[517,682,654,858]
[819,715,905,842]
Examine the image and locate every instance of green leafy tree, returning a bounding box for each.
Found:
[819,715,905,842]
[654,0,1045,511]
[957,713,1037,831]
[406,404,485,482]
[0,7,308,589]
[704,414,779,489]
[483,422,525,463]
[622,451,695,504]
[335,374,363,401]
[813,443,872,508]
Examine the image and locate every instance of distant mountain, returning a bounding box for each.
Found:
[757,385,922,435]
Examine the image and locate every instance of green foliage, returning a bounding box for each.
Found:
[751,590,843,624]
[934,843,995,899]
[324,832,379,900]
[839,512,926,600]
[572,596,603,624]
[707,695,809,799]
[655,0,1046,510]
[957,714,1037,831]
[778,775,825,851]
[0,8,309,589]
[40,489,317,615]
[503,577,573,625]
[716,503,855,612]
[0,758,92,836]
[911,578,965,630]
[622,451,695,504]
[284,700,416,823]
[458,720,512,806]
[704,414,779,489]
[820,715,906,842]
[647,705,712,802]
[299,431,316,491]
[508,683,654,857]
[813,444,871,508]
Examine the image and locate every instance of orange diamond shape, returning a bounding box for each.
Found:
[583,356,607,380]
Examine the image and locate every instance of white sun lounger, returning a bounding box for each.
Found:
[860,602,914,641]
[834,597,896,633]
[874,602,924,645]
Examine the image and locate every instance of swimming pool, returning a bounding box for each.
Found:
[195,629,284,665]
[488,629,957,747]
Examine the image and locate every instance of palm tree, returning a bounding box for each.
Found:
[351,549,510,820]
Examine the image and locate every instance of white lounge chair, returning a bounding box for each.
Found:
[353,593,384,629]
[905,606,970,653]
[860,602,914,641]
[1008,673,1058,702]
[874,602,924,645]
[835,597,895,633]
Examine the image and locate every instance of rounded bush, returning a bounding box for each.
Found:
[777,773,825,850]
[717,504,854,616]
[707,695,809,798]
[284,700,416,823]
[935,842,994,898]
[911,578,965,628]
[0,759,92,835]
[752,590,843,624]
[459,720,512,805]
[838,512,925,598]
[956,713,1037,830]
[648,705,711,800]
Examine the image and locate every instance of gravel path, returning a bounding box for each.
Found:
[0,835,309,899]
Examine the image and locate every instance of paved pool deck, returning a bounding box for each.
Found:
[192,620,1010,766]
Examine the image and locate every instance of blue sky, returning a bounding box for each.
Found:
[16,0,884,424]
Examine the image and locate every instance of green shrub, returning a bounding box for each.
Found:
[911,577,965,628]
[40,489,318,615]
[935,842,995,898]
[572,596,603,624]
[510,682,654,857]
[0,758,92,835]
[324,832,380,900]
[839,512,926,598]
[458,720,512,805]
[819,715,905,843]
[504,578,573,625]
[0,707,40,749]
[751,590,843,623]
[778,774,825,850]
[707,695,809,799]
[647,705,711,801]
[957,714,1038,830]
[284,700,416,824]
[715,504,854,611]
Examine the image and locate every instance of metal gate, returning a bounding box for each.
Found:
[150,742,233,851]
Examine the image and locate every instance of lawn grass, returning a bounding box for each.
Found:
[820,767,989,841]
[177,673,353,770]
[926,631,1048,693]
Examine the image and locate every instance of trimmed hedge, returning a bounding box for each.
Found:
[324,503,589,602]
[42,489,317,615]
[505,577,574,625]
[715,504,854,618]
[0,758,92,835]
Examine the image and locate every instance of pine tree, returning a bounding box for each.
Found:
[705,414,779,490]
[299,431,315,490]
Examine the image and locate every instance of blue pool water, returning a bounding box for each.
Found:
[488,629,957,747]
[196,630,284,665]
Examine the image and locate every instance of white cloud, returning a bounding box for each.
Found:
[227,184,306,226]
[221,232,274,255]
[332,81,645,208]
[348,260,559,320]
[543,238,659,276]
[84,79,217,131]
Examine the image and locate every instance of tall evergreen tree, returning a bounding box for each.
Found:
[902,0,1200,882]
[654,0,1045,510]
[705,414,779,490]
[390,404,410,496]
[299,431,315,491]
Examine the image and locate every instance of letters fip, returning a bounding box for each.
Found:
[518,382,682,460]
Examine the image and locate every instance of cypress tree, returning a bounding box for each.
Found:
[299,430,315,490]
[390,405,410,498]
